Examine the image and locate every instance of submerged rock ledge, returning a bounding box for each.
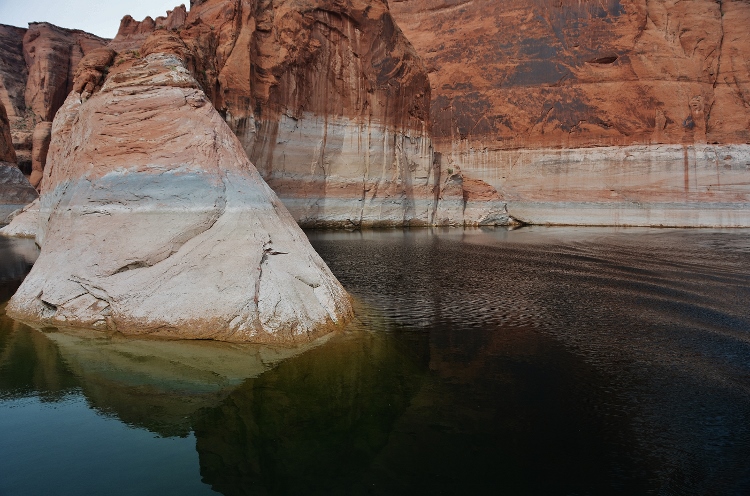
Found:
[7,52,353,342]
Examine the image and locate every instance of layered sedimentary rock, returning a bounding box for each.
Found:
[0,101,37,224]
[23,23,109,188]
[110,0,508,226]
[0,22,109,185]
[7,42,352,342]
[390,0,750,226]
[0,24,31,173]
[23,23,110,121]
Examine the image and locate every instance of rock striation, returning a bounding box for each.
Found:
[0,24,31,173]
[109,0,508,227]
[0,2,510,226]
[7,42,352,342]
[0,22,109,186]
[0,100,37,224]
[390,0,750,226]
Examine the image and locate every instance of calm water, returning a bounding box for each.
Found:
[1,228,750,495]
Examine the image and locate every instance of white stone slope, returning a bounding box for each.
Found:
[7,53,352,342]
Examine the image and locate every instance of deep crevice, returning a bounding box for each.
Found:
[588,56,618,65]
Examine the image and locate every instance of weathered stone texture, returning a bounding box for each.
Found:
[390,0,750,226]
[110,0,507,226]
[8,50,352,342]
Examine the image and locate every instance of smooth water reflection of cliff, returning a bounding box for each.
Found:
[1,228,750,495]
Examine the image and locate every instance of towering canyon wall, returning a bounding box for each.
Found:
[109,0,508,227]
[0,23,109,186]
[390,0,750,226]
[0,24,31,173]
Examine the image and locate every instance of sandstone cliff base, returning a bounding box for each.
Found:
[454,143,750,227]
[7,52,352,343]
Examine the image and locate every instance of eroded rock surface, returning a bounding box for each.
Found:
[7,49,352,342]
[0,22,109,184]
[108,0,507,226]
[0,24,31,173]
[390,0,750,226]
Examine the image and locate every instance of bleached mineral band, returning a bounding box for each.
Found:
[452,143,750,227]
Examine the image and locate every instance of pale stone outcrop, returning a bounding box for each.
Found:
[456,144,750,227]
[7,50,352,342]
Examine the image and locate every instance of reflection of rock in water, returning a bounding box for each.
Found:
[194,329,427,495]
[0,321,78,400]
[42,329,334,437]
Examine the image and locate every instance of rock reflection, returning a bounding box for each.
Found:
[2,228,750,495]
[0,320,78,401]
[194,326,427,495]
[44,329,332,436]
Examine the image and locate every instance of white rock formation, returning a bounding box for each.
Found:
[7,52,352,342]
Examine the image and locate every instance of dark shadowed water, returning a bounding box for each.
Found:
[1,228,750,495]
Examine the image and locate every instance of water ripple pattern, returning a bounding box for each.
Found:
[309,227,750,495]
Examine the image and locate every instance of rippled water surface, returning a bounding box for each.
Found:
[1,228,750,495]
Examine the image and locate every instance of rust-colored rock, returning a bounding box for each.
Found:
[0,25,28,126]
[110,5,188,52]
[72,48,117,95]
[0,24,32,173]
[105,0,507,226]
[390,0,750,226]
[29,122,52,189]
[0,22,110,180]
[391,0,750,148]
[24,23,109,122]
[20,23,108,186]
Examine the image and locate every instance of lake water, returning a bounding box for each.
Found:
[1,227,749,495]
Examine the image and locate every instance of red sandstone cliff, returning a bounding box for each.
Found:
[391,0,750,148]
[0,22,109,186]
[109,0,508,226]
[0,24,31,173]
[0,2,509,226]
[390,0,750,226]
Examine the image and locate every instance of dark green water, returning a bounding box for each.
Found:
[1,228,750,495]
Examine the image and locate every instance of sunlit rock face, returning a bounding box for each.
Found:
[7,39,352,342]
[109,0,509,227]
[390,0,750,226]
